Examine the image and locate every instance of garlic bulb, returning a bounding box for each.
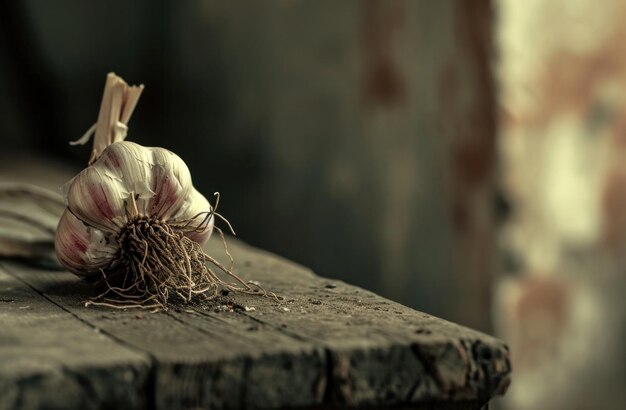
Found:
[53,73,265,310]
[55,141,213,277]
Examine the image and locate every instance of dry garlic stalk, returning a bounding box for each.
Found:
[55,73,266,310]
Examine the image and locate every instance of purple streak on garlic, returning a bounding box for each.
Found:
[55,140,213,277]
[56,209,118,275]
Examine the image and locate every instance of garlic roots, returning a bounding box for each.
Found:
[55,73,270,310]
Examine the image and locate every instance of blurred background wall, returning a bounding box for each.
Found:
[495,0,626,408]
[0,0,496,332]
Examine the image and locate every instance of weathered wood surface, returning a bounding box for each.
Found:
[0,236,510,410]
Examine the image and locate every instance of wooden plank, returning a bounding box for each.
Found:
[202,238,511,407]
[2,236,510,409]
[1,262,325,410]
[0,266,149,409]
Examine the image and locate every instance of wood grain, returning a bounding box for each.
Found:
[0,236,510,409]
[0,266,149,409]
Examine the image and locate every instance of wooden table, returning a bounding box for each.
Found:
[0,236,510,410]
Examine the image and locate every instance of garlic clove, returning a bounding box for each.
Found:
[99,141,155,217]
[171,188,214,244]
[55,209,118,276]
[148,145,194,221]
[66,163,128,233]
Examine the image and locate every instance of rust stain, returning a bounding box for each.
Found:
[442,0,496,238]
[453,132,495,190]
[360,0,406,107]
[436,0,496,332]
[600,98,626,251]
[601,169,626,250]
[449,0,497,193]
[508,11,626,129]
[514,276,571,370]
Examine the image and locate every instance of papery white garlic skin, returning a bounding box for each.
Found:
[55,141,213,277]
